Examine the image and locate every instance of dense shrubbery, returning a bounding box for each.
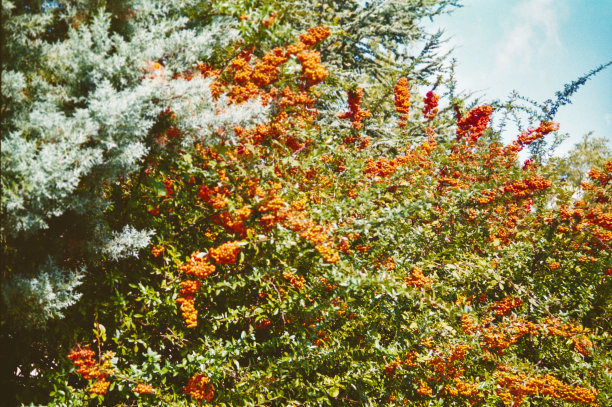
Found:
[1,1,610,406]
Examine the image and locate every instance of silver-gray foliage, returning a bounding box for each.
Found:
[101,225,154,261]
[1,257,84,327]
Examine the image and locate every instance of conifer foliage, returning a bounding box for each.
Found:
[1,1,610,406]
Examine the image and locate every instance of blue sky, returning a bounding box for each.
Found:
[427,0,612,155]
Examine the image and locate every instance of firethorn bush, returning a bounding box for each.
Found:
[1,1,611,406]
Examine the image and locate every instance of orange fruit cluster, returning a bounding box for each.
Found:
[198,184,230,209]
[337,87,371,130]
[151,245,165,257]
[417,380,433,396]
[134,383,154,394]
[179,280,201,296]
[394,77,411,127]
[88,379,111,395]
[283,271,306,290]
[405,267,432,289]
[297,49,328,87]
[179,252,216,278]
[67,348,114,395]
[176,296,197,328]
[502,176,552,198]
[422,90,439,120]
[489,297,523,316]
[455,105,493,145]
[212,207,252,237]
[209,241,241,265]
[184,374,214,402]
[496,372,597,406]
[223,26,329,104]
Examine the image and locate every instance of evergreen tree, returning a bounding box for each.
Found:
[552,134,612,192]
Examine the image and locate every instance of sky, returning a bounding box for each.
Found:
[426,0,612,156]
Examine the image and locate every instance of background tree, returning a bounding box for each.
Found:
[550,133,611,196]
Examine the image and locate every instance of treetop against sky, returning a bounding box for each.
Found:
[427,0,612,155]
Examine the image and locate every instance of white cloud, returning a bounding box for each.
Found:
[495,0,565,74]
